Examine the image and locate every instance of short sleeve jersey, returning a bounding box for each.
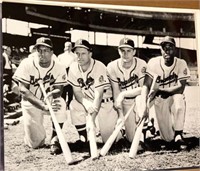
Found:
[68,59,111,100]
[146,56,190,88]
[13,55,67,100]
[107,57,146,92]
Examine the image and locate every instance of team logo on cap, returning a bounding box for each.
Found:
[141,67,146,73]
[99,75,105,83]
[124,38,128,44]
[183,68,187,75]
[77,39,83,45]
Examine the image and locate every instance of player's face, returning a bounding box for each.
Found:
[161,43,176,66]
[119,47,135,63]
[74,47,92,67]
[37,45,53,67]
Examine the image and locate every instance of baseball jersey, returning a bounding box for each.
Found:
[68,59,112,100]
[13,55,67,100]
[58,51,77,69]
[146,56,190,88]
[107,57,146,91]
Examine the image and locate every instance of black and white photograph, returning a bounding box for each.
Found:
[1,0,200,170]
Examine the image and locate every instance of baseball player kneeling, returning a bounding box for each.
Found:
[67,39,122,152]
[140,36,190,150]
[13,37,68,155]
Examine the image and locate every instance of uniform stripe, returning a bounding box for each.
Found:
[108,76,118,83]
[67,80,80,87]
[95,83,110,89]
[13,76,29,84]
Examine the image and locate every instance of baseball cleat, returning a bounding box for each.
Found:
[174,135,187,150]
[50,142,62,155]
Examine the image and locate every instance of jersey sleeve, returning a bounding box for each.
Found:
[106,61,118,83]
[137,59,147,87]
[94,62,110,89]
[146,58,157,79]
[54,63,68,86]
[67,63,80,87]
[178,59,190,81]
[12,58,31,85]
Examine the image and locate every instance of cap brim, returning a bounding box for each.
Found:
[118,45,134,49]
[35,43,52,48]
[73,45,90,50]
[160,41,175,46]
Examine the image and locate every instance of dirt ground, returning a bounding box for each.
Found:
[4,86,200,171]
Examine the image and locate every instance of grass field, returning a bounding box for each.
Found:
[4,86,200,171]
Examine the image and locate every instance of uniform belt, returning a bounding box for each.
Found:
[124,97,135,100]
[102,97,113,103]
[156,94,170,99]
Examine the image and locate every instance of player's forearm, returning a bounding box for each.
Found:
[158,81,184,95]
[121,87,142,98]
[92,88,104,112]
[20,89,46,110]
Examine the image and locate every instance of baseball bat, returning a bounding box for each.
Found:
[87,114,99,159]
[100,102,135,156]
[38,81,74,165]
[129,74,158,158]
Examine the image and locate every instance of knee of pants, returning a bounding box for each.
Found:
[173,94,185,114]
[24,128,46,149]
[25,138,45,149]
[70,99,86,125]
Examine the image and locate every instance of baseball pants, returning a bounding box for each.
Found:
[122,95,141,142]
[22,97,68,148]
[70,99,120,143]
[153,94,186,142]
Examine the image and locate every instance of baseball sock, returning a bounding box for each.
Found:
[51,122,64,143]
[175,130,183,137]
[75,124,88,142]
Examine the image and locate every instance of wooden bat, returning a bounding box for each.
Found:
[87,114,99,159]
[100,102,135,156]
[38,81,74,165]
[129,74,158,158]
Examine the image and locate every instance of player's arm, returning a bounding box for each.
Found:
[139,74,154,119]
[158,80,186,95]
[72,86,94,113]
[18,82,48,111]
[52,85,64,98]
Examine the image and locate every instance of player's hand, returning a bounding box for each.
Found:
[42,104,49,112]
[148,89,158,102]
[51,98,62,112]
[83,98,98,114]
[114,93,124,109]
[3,84,9,94]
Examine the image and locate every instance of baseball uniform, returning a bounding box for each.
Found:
[13,55,67,148]
[107,57,146,142]
[146,56,190,141]
[68,58,120,143]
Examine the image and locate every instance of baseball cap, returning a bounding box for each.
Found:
[73,39,92,51]
[160,36,176,46]
[35,37,53,49]
[118,38,135,49]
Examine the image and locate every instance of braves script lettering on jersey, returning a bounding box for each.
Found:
[68,58,112,100]
[146,56,190,89]
[107,58,146,91]
[13,57,67,101]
